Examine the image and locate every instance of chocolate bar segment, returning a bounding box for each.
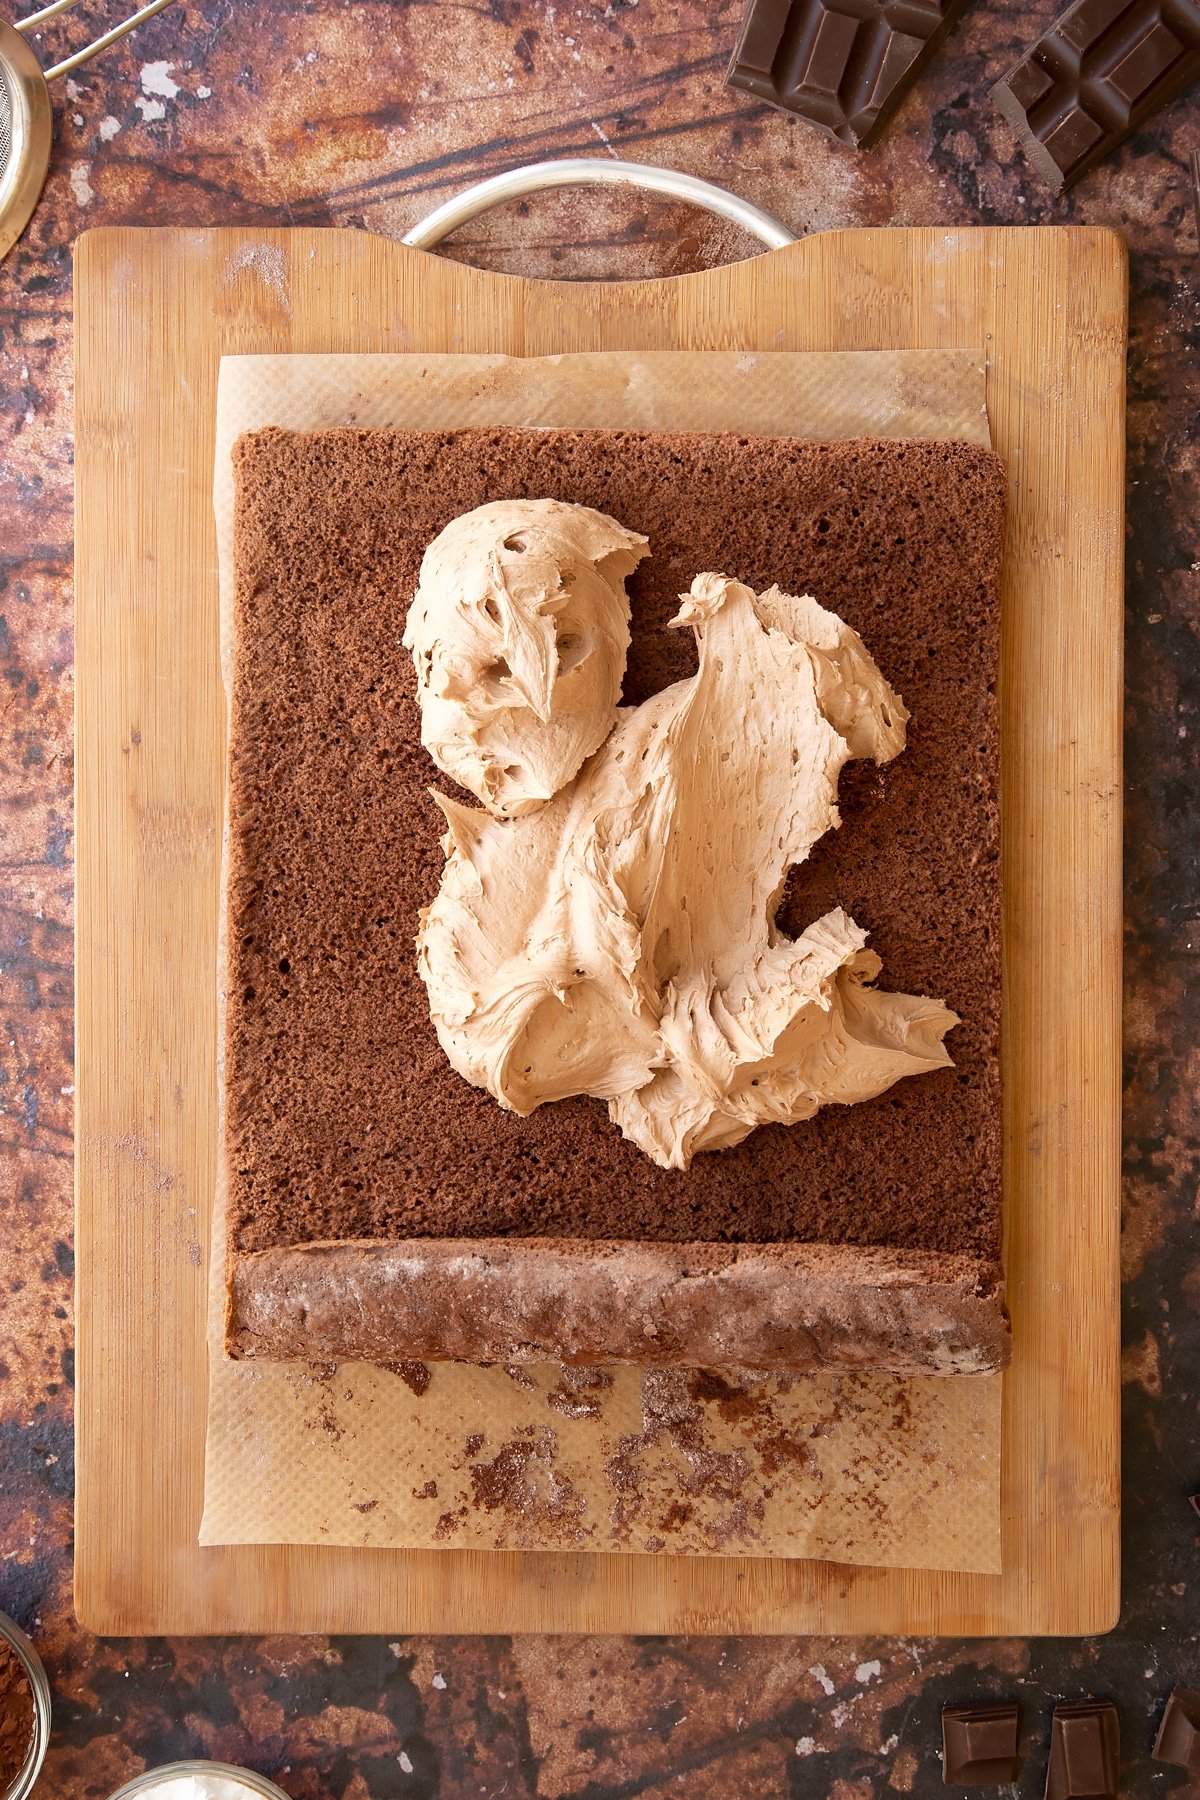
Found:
[1153,1688,1200,1772]
[726,0,971,146]
[941,1702,1020,1785]
[1045,1701,1119,1800]
[992,0,1200,192]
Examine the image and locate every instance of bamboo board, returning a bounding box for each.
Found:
[74,225,1126,1636]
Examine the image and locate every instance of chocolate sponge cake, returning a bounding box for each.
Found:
[223,426,1009,1373]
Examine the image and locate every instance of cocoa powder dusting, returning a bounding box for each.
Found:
[688,1369,767,1425]
[467,1428,587,1542]
[545,1366,614,1419]
[756,1429,813,1479]
[434,1506,467,1540]
[0,1640,34,1793]
[383,1360,432,1396]
[606,1370,761,1548]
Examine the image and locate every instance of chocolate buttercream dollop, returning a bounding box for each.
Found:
[411,562,959,1170]
[402,498,649,818]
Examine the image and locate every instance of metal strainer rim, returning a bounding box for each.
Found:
[0,19,53,261]
[0,60,12,178]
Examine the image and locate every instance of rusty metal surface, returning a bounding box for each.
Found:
[0,0,1197,1793]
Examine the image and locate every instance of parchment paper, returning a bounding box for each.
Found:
[202,348,1002,1572]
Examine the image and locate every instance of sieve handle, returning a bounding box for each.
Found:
[401,158,797,255]
[14,0,178,81]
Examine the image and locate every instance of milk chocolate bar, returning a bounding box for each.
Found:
[992,0,1200,192]
[725,0,970,146]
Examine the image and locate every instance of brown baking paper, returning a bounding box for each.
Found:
[202,348,1002,1572]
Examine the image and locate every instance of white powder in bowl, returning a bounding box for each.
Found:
[116,1771,284,1800]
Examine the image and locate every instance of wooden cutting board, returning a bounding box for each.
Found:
[74,224,1125,1636]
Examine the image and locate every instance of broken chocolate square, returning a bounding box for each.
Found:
[1045,1701,1119,1800]
[942,1701,1020,1785]
[992,0,1200,192]
[1153,1688,1200,1773]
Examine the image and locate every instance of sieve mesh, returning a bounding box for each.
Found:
[0,61,11,179]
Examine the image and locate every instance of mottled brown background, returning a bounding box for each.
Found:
[0,0,1196,1794]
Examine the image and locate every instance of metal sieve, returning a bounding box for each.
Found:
[0,0,176,260]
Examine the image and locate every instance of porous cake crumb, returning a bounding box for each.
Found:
[224,427,1007,1370]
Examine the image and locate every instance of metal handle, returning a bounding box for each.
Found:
[402,158,797,254]
[14,0,177,81]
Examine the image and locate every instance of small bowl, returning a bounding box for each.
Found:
[0,1610,51,1800]
[109,1763,293,1799]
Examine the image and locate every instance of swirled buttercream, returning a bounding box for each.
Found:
[411,561,959,1170]
[402,498,648,818]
